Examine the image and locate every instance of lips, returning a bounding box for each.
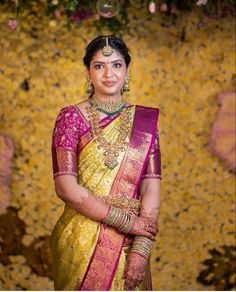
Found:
[103,81,116,86]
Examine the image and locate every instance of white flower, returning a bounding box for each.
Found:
[196,0,208,6]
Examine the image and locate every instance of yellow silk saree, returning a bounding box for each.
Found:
[51,104,160,290]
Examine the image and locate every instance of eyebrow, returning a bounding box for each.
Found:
[92,59,124,64]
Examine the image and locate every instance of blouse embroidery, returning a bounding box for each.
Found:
[52,106,88,149]
[51,106,88,178]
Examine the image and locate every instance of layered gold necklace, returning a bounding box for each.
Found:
[87,96,132,169]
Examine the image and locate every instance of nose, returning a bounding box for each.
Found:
[104,65,114,78]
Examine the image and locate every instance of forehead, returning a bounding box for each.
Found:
[91,49,125,63]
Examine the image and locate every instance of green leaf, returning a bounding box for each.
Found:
[65,0,79,12]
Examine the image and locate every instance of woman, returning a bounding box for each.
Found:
[51,35,161,291]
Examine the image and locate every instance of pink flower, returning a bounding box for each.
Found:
[149,1,156,14]
[160,3,168,12]
[95,13,100,21]
[8,18,18,31]
[54,8,61,18]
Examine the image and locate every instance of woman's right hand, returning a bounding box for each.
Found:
[129,216,158,240]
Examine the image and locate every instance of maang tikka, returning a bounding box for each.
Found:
[101,37,114,57]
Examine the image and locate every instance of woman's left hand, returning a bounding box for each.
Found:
[123,252,148,290]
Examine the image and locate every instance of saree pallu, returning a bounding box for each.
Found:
[51,105,159,291]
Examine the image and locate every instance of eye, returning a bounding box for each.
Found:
[113,63,122,68]
[94,64,103,69]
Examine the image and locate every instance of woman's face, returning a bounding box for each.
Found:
[88,49,129,98]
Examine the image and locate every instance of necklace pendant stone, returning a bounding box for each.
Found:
[105,155,118,170]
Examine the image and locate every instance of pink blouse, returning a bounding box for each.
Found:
[51,105,161,180]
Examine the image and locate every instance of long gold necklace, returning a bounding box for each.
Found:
[87,103,132,170]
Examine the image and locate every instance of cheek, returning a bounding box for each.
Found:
[116,69,127,81]
[90,71,100,83]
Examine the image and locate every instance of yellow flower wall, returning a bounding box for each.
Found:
[0,3,235,290]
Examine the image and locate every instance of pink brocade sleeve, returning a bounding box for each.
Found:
[142,130,162,180]
[51,106,87,179]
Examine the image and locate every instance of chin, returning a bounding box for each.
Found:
[96,83,121,95]
[102,89,122,96]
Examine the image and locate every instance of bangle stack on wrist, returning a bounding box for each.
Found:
[130,236,152,260]
[103,206,134,234]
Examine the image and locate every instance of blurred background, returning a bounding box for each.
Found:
[0,0,235,290]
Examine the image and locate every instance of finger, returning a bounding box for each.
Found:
[145,219,158,231]
[125,281,136,291]
[123,264,129,279]
[132,276,144,289]
[125,271,141,290]
[145,226,158,237]
[143,223,157,235]
[125,273,135,285]
[122,271,128,280]
[147,226,158,235]
[147,222,158,232]
[124,283,133,291]
[124,278,133,290]
[132,224,156,240]
[139,230,156,240]
[144,218,156,225]
[148,217,156,223]
[125,276,142,290]
[129,281,139,290]
[137,273,145,284]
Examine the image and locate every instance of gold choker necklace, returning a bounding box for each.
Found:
[91,95,125,115]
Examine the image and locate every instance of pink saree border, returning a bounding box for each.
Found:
[78,105,159,291]
[108,238,125,290]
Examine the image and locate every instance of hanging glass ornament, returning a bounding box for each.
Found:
[96,0,120,18]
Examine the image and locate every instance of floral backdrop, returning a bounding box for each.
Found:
[0,1,235,290]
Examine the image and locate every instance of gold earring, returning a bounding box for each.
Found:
[123,76,130,92]
[85,79,94,95]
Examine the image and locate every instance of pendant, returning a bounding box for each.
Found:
[105,154,119,170]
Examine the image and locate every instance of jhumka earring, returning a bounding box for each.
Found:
[123,75,130,92]
[85,78,94,95]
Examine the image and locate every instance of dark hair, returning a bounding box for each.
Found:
[83,35,131,68]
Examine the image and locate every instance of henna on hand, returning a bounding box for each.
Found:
[129,216,158,240]
[123,252,148,290]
